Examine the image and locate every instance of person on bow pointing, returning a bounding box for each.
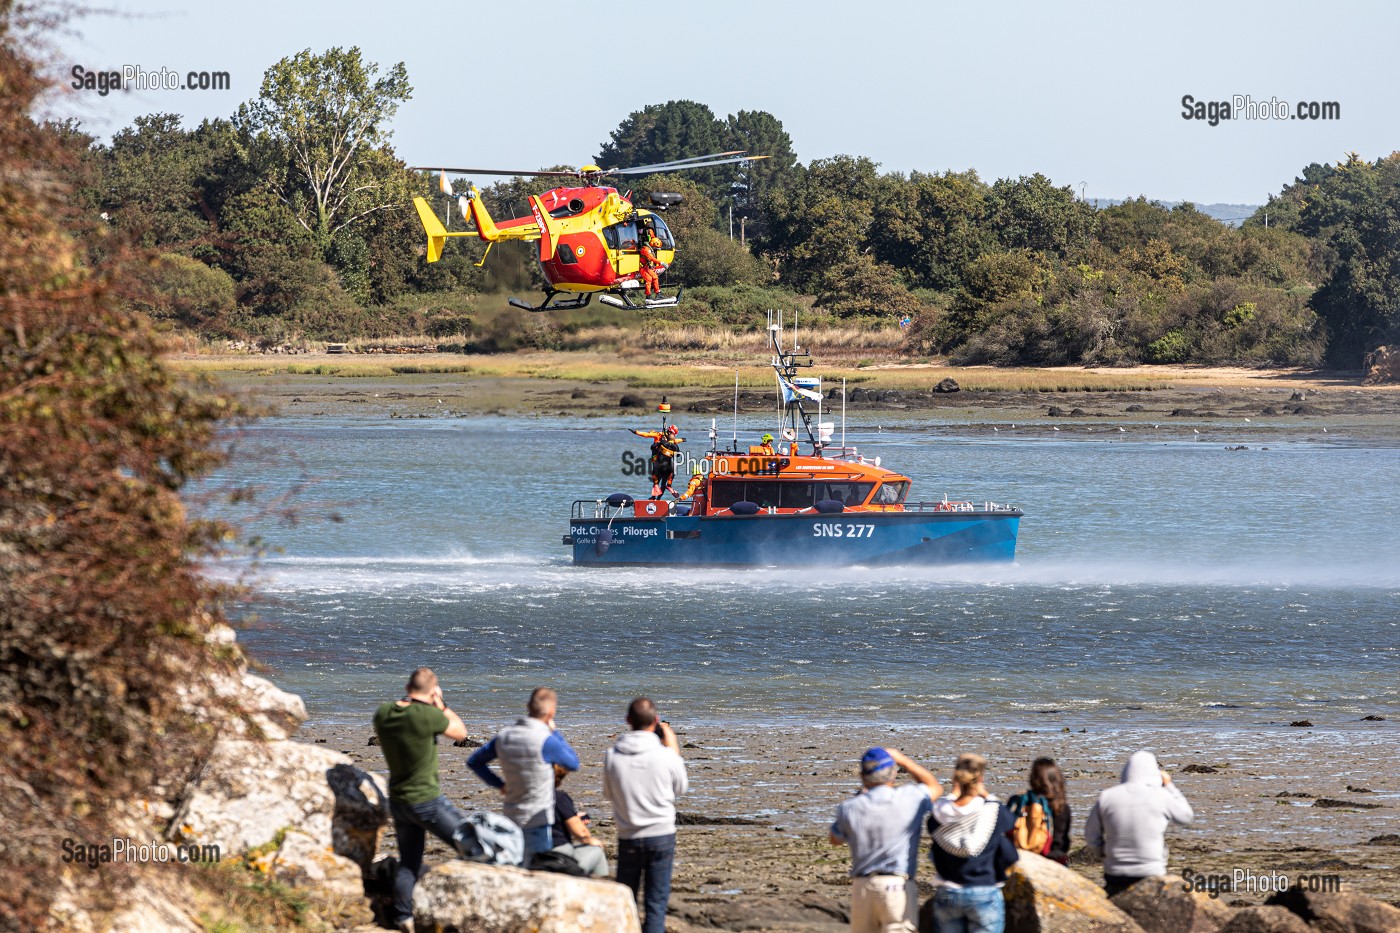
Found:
[631,423,684,498]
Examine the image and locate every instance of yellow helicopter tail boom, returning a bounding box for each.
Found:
[412,197,474,263]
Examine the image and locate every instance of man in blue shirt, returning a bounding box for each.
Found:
[830,747,942,933]
[467,687,580,857]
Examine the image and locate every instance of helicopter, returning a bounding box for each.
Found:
[410,151,766,312]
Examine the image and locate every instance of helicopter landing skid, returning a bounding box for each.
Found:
[598,285,685,311]
[507,289,593,313]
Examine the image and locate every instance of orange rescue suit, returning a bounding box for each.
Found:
[639,235,663,296]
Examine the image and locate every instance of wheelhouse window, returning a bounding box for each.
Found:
[816,482,874,506]
[870,481,909,505]
[709,480,873,510]
[603,220,639,251]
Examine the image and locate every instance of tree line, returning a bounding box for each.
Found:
[70,46,1400,368]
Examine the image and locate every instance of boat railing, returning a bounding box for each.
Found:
[574,499,1020,518]
[572,499,630,520]
[903,500,1020,514]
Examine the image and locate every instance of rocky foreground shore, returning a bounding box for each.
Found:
[76,621,1400,932]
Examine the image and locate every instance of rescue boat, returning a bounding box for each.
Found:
[564,316,1022,567]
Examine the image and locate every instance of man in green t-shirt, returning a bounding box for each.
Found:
[373,667,469,933]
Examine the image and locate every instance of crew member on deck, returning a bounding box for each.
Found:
[757,433,776,455]
[630,424,684,498]
[678,465,704,501]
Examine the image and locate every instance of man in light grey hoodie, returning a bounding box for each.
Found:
[603,697,688,933]
[1084,750,1194,897]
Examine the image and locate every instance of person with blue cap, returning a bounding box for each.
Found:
[829,747,942,933]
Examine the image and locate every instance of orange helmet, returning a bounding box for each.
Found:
[666,424,679,435]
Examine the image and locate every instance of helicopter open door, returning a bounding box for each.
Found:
[602,219,642,277]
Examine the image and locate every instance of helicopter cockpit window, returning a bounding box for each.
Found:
[603,220,639,251]
[645,215,675,250]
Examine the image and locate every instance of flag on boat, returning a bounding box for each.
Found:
[778,374,822,404]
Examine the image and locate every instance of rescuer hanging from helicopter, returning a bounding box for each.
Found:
[630,423,685,498]
[638,224,664,297]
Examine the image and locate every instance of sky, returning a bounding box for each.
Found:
[41,0,1400,206]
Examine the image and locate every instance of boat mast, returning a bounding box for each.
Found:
[769,310,823,456]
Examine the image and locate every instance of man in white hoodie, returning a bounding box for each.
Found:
[603,697,689,933]
[1084,750,1194,897]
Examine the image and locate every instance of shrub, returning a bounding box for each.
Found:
[1,11,248,927]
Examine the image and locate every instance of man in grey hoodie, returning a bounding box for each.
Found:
[603,697,688,933]
[1084,750,1194,896]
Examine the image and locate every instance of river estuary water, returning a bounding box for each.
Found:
[210,412,1400,734]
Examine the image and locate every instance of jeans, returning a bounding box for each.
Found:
[616,833,676,933]
[521,823,553,856]
[931,884,1004,933]
[389,795,467,924]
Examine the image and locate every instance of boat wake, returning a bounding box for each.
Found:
[214,552,1400,595]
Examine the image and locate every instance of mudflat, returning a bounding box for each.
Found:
[190,353,1400,443]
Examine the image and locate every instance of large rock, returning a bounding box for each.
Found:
[217,671,308,740]
[1112,875,1235,933]
[1266,884,1400,933]
[1362,345,1400,385]
[105,875,204,933]
[270,829,366,901]
[1002,851,1146,933]
[413,860,642,933]
[1218,906,1311,933]
[171,738,353,854]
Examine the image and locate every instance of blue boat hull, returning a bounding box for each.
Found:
[569,511,1021,567]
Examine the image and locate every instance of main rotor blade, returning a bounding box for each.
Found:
[410,166,581,177]
[609,150,747,174]
[610,154,771,176]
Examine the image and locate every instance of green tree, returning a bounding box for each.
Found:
[90,114,221,250]
[1281,153,1400,365]
[598,100,732,205]
[130,253,237,330]
[237,46,412,255]
[870,169,993,290]
[761,155,883,290]
[987,173,1096,257]
[723,110,799,239]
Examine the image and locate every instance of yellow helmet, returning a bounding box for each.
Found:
[762,433,773,442]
